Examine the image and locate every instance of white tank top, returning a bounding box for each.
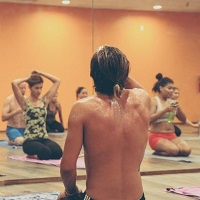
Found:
[153,96,169,123]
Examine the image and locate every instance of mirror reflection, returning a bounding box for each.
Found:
[0,1,200,199]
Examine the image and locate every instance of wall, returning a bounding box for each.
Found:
[0,3,199,130]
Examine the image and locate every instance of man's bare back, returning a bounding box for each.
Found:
[69,88,149,199]
[58,46,150,200]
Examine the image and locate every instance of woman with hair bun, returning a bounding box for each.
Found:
[149,73,191,156]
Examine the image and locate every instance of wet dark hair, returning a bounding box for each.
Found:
[27,74,44,87]
[152,73,174,92]
[76,87,85,98]
[90,45,130,97]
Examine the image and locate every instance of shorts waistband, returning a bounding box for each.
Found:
[82,192,145,200]
[83,192,94,200]
[7,126,25,129]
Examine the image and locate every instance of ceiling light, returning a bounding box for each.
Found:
[153,5,162,10]
[62,0,70,5]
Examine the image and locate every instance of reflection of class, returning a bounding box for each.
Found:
[0,1,200,200]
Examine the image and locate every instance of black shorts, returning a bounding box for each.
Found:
[62,192,145,200]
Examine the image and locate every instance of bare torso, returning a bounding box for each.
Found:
[6,95,25,128]
[81,88,150,200]
[150,97,175,133]
[150,122,174,132]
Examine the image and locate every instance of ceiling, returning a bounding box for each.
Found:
[0,0,200,12]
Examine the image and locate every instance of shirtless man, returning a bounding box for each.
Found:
[1,83,26,145]
[57,46,150,200]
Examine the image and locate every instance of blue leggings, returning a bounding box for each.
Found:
[46,120,64,133]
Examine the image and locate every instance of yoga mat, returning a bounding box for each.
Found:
[8,155,85,169]
[166,186,200,198]
[48,131,67,136]
[180,136,200,141]
[0,174,6,177]
[0,192,59,200]
[144,150,200,163]
[0,140,22,149]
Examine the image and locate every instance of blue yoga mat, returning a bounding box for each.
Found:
[0,140,22,149]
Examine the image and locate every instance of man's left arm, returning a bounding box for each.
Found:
[57,103,83,200]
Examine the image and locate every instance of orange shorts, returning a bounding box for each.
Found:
[149,132,177,150]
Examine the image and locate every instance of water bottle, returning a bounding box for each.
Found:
[167,100,177,123]
[167,111,175,123]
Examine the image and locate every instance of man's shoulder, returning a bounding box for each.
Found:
[73,96,97,110]
[129,88,149,98]
[77,95,96,103]
[5,94,15,102]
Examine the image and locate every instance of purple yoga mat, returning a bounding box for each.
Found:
[8,155,85,169]
[166,186,200,198]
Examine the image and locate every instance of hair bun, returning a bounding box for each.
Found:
[156,73,163,81]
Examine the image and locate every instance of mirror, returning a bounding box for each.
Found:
[0,0,93,130]
[0,0,199,130]
[92,0,200,122]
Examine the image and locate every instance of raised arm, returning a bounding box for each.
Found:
[125,77,144,89]
[33,71,60,105]
[57,102,64,125]
[11,78,28,110]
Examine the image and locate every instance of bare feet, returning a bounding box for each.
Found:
[8,140,15,145]
[26,155,38,159]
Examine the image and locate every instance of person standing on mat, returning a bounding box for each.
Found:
[12,70,63,160]
[46,92,65,133]
[149,73,191,156]
[57,45,150,200]
[1,83,26,146]
[76,86,88,100]
[171,86,199,136]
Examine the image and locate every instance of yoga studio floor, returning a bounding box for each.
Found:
[0,124,200,199]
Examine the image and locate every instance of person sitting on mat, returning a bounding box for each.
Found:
[1,83,26,146]
[11,70,63,160]
[170,86,199,137]
[57,45,150,200]
[76,86,88,100]
[46,92,65,133]
[149,73,191,156]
